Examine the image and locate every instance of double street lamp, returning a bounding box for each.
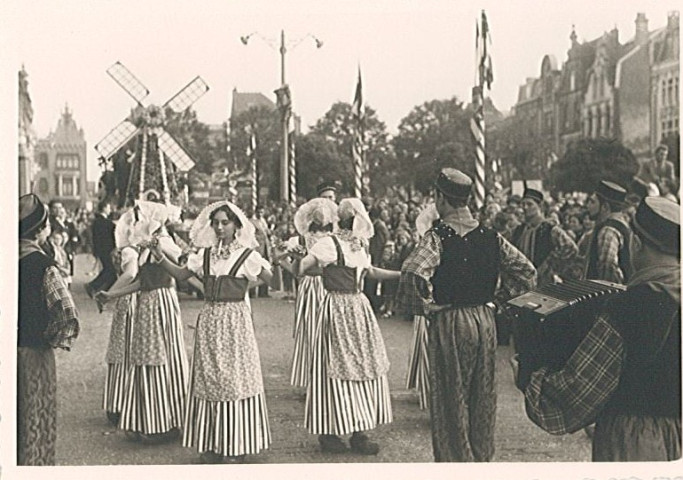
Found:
[241,30,323,202]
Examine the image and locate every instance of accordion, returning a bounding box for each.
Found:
[507,278,626,390]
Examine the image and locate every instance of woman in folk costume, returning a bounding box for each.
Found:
[98,200,189,443]
[405,203,438,410]
[298,197,400,455]
[99,207,144,426]
[275,198,338,389]
[152,200,273,464]
[18,194,80,465]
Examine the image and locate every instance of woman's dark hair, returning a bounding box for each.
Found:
[338,216,354,231]
[210,205,242,228]
[309,221,333,233]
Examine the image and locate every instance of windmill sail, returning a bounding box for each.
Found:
[157,130,195,171]
[95,120,139,160]
[107,62,150,105]
[163,76,209,112]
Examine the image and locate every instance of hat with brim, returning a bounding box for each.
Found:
[19,194,49,237]
[596,180,627,206]
[434,168,472,199]
[522,188,544,204]
[316,180,338,196]
[632,196,680,255]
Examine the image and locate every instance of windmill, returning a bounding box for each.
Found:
[95,61,209,206]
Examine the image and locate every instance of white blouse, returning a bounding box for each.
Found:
[120,246,139,278]
[186,246,271,282]
[309,235,370,282]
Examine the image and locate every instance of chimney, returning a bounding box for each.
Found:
[635,12,648,45]
[668,11,680,29]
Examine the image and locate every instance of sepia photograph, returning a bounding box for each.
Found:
[2,0,681,478]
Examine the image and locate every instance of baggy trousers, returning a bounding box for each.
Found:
[427,304,497,462]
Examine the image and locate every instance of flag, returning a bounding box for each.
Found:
[478,11,493,90]
[351,68,364,198]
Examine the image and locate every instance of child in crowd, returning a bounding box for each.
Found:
[47,226,72,288]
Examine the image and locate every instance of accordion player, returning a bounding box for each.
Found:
[507,278,626,390]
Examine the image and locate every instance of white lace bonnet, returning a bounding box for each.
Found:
[338,197,374,240]
[189,200,257,248]
[293,198,339,236]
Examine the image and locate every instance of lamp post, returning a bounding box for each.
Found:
[241,31,323,202]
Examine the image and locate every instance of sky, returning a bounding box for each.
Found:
[3,0,680,181]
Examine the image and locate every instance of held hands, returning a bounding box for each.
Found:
[94,291,110,313]
[509,354,520,387]
[424,303,450,316]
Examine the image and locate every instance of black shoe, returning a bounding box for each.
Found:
[139,428,180,445]
[222,455,245,464]
[318,434,348,453]
[350,432,380,455]
[106,411,121,426]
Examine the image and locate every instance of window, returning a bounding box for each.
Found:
[38,152,48,169]
[38,178,48,194]
[570,72,576,91]
[63,177,73,196]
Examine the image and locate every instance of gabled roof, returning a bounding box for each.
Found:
[230,90,275,118]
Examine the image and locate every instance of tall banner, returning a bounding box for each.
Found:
[351,68,365,198]
[470,11,493,210]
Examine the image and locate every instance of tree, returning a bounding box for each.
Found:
[229,105,280,201]
[392,97,474,192]
[294,133,350,199]
[308,102,395,195]
[549,138,638,194]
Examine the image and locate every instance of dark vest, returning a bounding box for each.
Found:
[512,221,553,268]
[602,283,681,418]
[139,259,175,291]
[586,218,633,282]
[18,251,54,348]
[202,247,254,302]
[322,236,361,293]
[430,222,500,306]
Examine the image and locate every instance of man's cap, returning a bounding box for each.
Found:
[434,168,472,199]
[19,194,49,237]
[522,188,544,204]
[632,196,680,255]
[595,180,627,205]
[316,180,338,196]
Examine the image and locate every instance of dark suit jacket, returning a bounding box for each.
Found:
[91,213,116,261]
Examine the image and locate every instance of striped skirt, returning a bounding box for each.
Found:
[305,292,393,435]
[406,315,430,410]
[183,300,271,456]
[103,293,136,414]
[290,275,325,387]
[118,287,188,434]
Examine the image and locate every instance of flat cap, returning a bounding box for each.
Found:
[522,188,544,204]
[596,180,627,205]
[632,196,680,255]
[435,168,472,199]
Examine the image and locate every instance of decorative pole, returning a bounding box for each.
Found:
[248,129,258,212]
[351,67,364,198]
[289,131,297,207]
[470,11,493,210]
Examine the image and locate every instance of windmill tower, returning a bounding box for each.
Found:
[95,62,209,206]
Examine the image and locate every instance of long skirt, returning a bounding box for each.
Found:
[305,291,392,435]
[17,346,57,466]
[183,301,271,456]
[290,275,325,387]
[118,287,188,434]
[593,412,682,461]
[428,305,497,462]
[103,293,136,414]
[406,315,430,410]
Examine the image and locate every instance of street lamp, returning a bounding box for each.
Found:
[241,30,323,202]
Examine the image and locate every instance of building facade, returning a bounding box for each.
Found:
[511,12,680,162]
[34,105,89,209]
[18,67,36,196]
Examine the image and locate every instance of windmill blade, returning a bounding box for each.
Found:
[95,120,139,160]
[107,62,150,105]
[163,76,209,112]
[157,130,195,171]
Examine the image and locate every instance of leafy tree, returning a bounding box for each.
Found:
[294,132,350,198]
[229,105,281,201]
[392,97,474,192]
[164,107,222,177]
[549,138,638,193]
[308,102,395,194]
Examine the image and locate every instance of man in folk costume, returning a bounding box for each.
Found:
[18,194,80,465]
[511,188,578,287]
[316,180,338,203]
[397,168,536,462]
[519,196,681,461]
[584,180,634,284]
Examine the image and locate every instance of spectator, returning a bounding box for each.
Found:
[85,199,117,297]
